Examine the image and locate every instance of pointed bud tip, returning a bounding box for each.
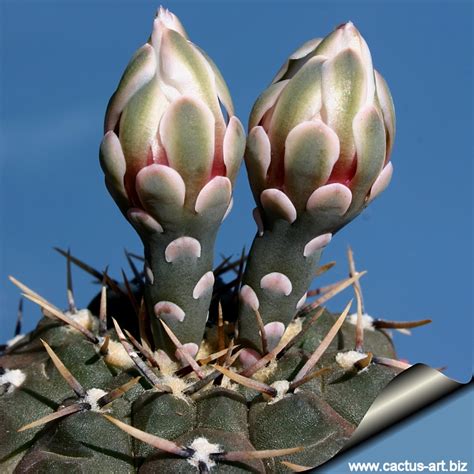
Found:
[336,21,356,31]
[154,6,187,37]
[335,21,363,42]
[156,5,173,21]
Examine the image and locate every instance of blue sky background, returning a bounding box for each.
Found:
[1,0,472,383]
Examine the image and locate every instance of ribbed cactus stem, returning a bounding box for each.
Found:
[238,215,330,353]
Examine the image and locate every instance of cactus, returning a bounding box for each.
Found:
[1,8,430,474]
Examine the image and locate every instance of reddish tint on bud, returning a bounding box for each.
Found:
[246,22,395,215]
[100,7,245,219]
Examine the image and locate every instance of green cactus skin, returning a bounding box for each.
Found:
[0,296,403,473]
[141,203,228,358]
[238,217,331,353]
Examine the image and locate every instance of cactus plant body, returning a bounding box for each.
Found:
[1,7,430,474]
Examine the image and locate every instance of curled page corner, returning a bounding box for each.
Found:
[312,364,469,472]
[343,364,466,449]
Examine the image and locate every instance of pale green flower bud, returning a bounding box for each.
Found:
[100,7,244,217]
[247,22,395,215]
[99,8,245,356]
[239,23,396,354]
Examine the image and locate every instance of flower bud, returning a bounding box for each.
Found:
[238,23,395,354]
[99,8,245,355]
[246,22,395,217]
[100,7,244,221]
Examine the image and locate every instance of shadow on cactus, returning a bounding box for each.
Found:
[1,7,431,474]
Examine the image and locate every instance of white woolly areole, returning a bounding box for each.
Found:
[253,359,278,383]
[268,380,290,405]
[281,318,303,345]
[220,375,237,391]
[104,340,135,370]
[64,309,93,331]
[0,369,26,393]
[210,366,238,391]
[347,313,375,331]
[336,351,368,370]
[154,350,179,376]
[195,339,214,361]
[83,388,107,412]
[6,334,25,348]
[251,320,303,383]
[187,437,222,470]
[158,375,190,401]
